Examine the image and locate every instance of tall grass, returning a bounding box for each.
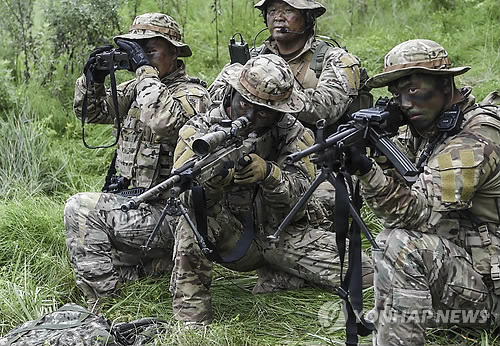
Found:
[0,197,76,334]
[0,104,51,198]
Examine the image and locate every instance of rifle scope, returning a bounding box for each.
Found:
[192,116,249,156]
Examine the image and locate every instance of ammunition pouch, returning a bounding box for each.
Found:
[462,221,500,295]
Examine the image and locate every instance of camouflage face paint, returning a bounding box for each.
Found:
[141,38,178,78]
[229,91,282,136]
[389,73,448,135]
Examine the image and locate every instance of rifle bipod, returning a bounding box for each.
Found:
[140,190,213,256]
[269,163,379,250]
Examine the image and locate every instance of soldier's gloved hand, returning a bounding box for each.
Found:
[344,145,373,176]
[205,162,235,190]
[234,153,271,184]
[115,39,150,71]
[83,44,114,83]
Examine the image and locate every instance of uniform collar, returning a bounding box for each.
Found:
[160,60,187,83]
[458,87,476,111]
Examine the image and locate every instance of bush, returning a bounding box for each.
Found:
[0,60,16,115]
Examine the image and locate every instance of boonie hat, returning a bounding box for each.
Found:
[255,0,326,18]
[367,39,470,88]
[227,54,305,113]
[114,12,192,57]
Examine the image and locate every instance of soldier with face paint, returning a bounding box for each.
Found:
[65,12,211,312]
[346,39,500,345]
[170,54,373,327]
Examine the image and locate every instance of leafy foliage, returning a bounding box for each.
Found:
[0,0,36,82]
[40,0,123,78]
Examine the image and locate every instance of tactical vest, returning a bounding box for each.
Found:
[431,103,500,294]
[116,82,207,189]
[220,114,327,234]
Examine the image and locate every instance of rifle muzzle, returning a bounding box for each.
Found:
[193,131,228,156]
[120,199,137,212]
[192,116,250,156]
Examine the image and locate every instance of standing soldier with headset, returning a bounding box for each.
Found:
[64,12,211,312]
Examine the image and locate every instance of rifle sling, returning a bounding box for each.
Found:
[81,54,121,149]
[191,185,256,263]
[334,172,375,345]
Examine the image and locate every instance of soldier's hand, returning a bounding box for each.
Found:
[234,153,271,184]
[205,162,235,190]
[116,39,150,71]
[380,99,406,135]
[344,145,373,176]
[83,44,113,83]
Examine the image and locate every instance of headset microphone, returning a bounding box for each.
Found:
[279,27,306,34]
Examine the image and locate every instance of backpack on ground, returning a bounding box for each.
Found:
[0,303,166,346]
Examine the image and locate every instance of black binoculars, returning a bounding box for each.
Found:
[94,48,131,71]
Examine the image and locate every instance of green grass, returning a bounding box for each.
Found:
[0,0,499,344]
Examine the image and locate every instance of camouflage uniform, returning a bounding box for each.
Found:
[65,13,211,306]
[170,55,372,324]
[360,39,500,345]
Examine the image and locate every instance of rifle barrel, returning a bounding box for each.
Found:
[285,127,359,164]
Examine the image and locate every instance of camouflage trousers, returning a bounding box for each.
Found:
[313,181,336,222]
[64,192,176,301]
[370,228,500,346]
[169,205,373,323]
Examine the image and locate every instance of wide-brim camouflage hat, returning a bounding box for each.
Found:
[366,39,470,88]
[114,12,192,57]
[227,54,305,113]
[255,0,326,18]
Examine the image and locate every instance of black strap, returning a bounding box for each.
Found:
[81,51,122,149]
[112,317,168,346]
[102,151,118,192]
[191,185,256,263]
[310,40,332,79]
[334,172,375,346]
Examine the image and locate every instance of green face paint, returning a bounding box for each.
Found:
[389,74,449,135]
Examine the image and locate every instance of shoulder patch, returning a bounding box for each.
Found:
[329,51,361,95]
[430,146,483,203]
[172,84,210,115]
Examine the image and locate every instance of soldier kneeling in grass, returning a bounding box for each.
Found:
[170,54,373,328]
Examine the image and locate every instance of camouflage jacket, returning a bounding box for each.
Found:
[74,61,211,189]
[252,35,360,128]
[359,90,500,277]
[174,103,328,236]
